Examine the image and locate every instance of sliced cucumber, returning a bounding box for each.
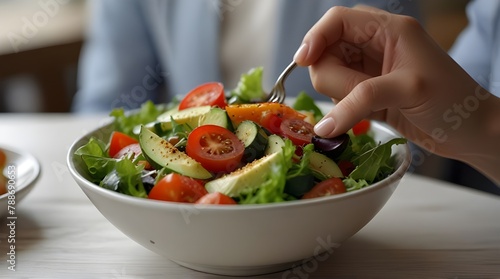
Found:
[265,134,285,155]
[284,174,315,198]
[309,151,343,179]
[205,152,282,197]
[139,126,212,179]
[199,107,233,130]
[235,121,268,163]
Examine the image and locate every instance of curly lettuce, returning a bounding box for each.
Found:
[110,100,164,137]
[229,67,267,103]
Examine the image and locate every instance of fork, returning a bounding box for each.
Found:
[265,61,297,103]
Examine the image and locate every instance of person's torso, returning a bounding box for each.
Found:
[137,0,421,100]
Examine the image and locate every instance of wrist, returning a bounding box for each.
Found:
[457,93,500,185]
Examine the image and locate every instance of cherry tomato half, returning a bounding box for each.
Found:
[148,173,208,203]
[352,119,371,135]
[109,132,138,158]
[186,125,244,173]
[261,113,283,135]
[195,192,237,205]
[179,82,227,110]
[113,143,142,159]
[302,177,346,199]
[280,118,315,146]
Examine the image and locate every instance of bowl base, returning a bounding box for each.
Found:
[171,258,305,277]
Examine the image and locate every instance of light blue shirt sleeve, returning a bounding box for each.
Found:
[72,0,162,113]
[449,0,500,96]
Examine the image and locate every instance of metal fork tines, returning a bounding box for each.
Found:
[266,61,297,103]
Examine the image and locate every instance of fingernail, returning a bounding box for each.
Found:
[314,117,335,137]
[293,43,309,63]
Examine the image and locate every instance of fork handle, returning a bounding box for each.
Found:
[276,61,297,85]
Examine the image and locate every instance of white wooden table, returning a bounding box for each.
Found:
[1,114,499,278]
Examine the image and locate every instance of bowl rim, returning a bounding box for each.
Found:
[67,118,411,212]
[0,144,41,200]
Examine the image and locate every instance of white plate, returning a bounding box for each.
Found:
[0,146,40,217]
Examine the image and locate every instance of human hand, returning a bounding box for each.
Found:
[294,5,500,172]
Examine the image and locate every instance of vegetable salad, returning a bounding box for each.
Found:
[75,68,406,205]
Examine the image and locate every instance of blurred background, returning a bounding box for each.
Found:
[0,0,86,112]
[0,0,470,113]
[3,0,497,194]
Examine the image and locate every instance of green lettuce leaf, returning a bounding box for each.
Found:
[75,137,108,157]
[337,131,376,162]
[343,177,370,192]
[349,138,407,183]
[100,158,147,198]
[229,67,266,103]
[75,137,116,182]
[284,143,315,198]
[286,143,313,180]
[238,139,296,204]
[110,100,163,137]
[292,92,324,122]
[81,155,117,183]
[238,164,289,204]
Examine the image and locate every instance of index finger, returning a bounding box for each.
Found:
[294,6,391,66]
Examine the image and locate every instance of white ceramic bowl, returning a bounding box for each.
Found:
[67,118,410,276]
[0,146,40,217]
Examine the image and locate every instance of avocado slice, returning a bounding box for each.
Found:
[156,105,212,131]
[205,151,282,197]
[139,126,212,179]
[264,134,342,179]
[309,151,343,179]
